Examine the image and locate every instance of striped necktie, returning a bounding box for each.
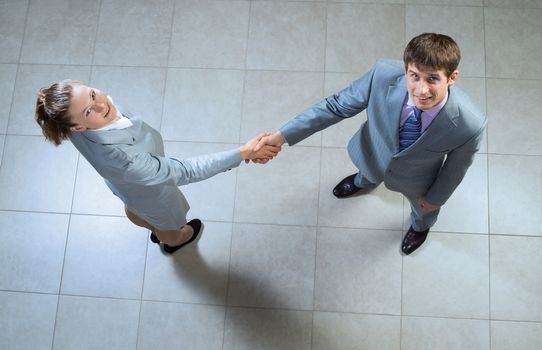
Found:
[399,106,423,152]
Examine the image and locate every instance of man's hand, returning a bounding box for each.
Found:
[254,131,286,152]
[240,132,281,163]
[419,198,441,212]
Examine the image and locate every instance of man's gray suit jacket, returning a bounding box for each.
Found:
[69,107,242,231]
[280,59,487,206]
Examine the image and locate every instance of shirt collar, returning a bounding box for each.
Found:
[406,91,449,118]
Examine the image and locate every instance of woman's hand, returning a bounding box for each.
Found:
[240,132,282,164]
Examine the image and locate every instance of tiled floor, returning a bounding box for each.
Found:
[0,0,541,349]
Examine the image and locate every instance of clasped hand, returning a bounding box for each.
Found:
[240,132,283,164]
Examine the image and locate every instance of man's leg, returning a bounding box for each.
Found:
[354,173,380,190]
[401,196,441,254]
[407,196,440,232]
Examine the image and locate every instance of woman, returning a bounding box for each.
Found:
[35,80,279,254]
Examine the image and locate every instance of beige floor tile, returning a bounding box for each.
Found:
[402,232,489,318]
[247,2,326,71]
[491,235,542,321]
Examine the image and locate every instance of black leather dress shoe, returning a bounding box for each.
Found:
[333,173,363,198]
[164,219,203,254]
[401,226,430,255]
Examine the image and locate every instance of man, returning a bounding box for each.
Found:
[256,33,486,255]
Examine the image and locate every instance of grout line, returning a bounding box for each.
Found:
[0,209,123,217]
[6,287,542,325]
[135,239,150,350]
[51,152,81,350]
[2,206,541,239]
[4,63,542,80]
[87,3,100,84]
[235,0,251,145]
[221,219,236,350]
[89,0,102,67]
[49,294,61,350]
[51,0,103,346]
[310,4,329,347]
[0,0,32,173]
[157,0,177,134]
[400,6,407,344]
[8,59,504,79]
[399,198,405,350]
[311,231,319,350]
[135,1,178,349]
[243,0,252,78]
[16,0,31,64]
[482,6,494,348]
[8,131,542,159]
[3,206,542,238]
[156,65,168,134]
[220,1,255,347]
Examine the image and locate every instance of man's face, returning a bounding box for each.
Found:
[405,63,458,110]
[68,84,119,132]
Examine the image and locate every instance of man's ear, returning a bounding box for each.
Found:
[70,125,86,132]
[448,70,459,85]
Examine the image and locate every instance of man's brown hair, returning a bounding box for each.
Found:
[403,33,461,77]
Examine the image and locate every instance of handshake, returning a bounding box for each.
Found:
[239,131,285,164]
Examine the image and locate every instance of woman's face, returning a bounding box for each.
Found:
[68,83,119,131]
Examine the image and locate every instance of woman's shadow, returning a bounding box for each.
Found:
[168,232,316,349]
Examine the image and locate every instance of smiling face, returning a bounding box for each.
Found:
[68,83,119,132]
[405,63,458,110]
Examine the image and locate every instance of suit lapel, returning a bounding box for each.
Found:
[387,75,408,131]
[417,87,459,147]
[81,116,142,145]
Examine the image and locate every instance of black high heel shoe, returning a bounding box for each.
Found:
[150,232,160,244]
[163,219,203,254]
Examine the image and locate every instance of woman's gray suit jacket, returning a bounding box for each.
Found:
[69,108,242,231]
[280,59,487,206]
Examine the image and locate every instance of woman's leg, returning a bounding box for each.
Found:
[125,208,155,231]
[125,208,193,246]
[153,226,193,246]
